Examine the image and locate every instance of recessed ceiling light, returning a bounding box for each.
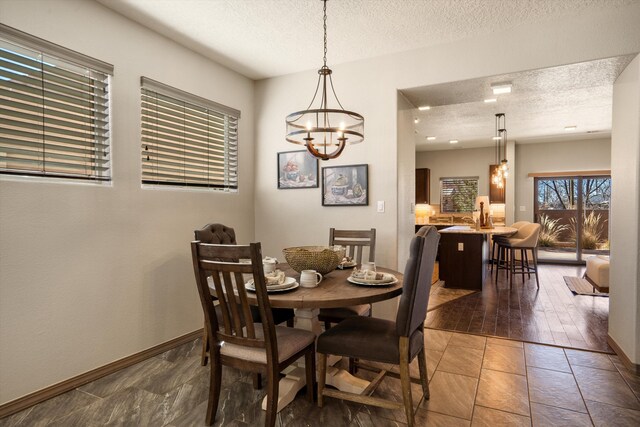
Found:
[418,106,431,111]
[565,125,577,131]
[484,98,497,103]
[426,136,436,141]
[414,118,420,124]
[449,140,458,144]
[491,82,512,95]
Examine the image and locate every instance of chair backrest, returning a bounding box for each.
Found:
[510,221,529,229]
[190,241,277,362]
[395,226,440,337]
[194,223,237,244]
[329,228,376,264]
[511,223,542,248]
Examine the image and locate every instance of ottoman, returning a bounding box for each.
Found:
[585,255,610,293]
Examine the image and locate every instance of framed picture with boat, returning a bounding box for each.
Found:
[321,164,368,206]
[277,150,319,189]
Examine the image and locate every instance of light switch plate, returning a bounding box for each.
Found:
[457,242,464,251]
[377,201,385,213]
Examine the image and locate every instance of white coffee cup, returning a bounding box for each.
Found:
[300,270,323,288]
[361,262,376,272]
[263,259,276,274]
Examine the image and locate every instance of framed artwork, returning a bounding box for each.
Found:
[322,164,369,206]
[277,150,319,189]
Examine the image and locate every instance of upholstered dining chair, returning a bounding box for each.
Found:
[194,223,295,368]
[495,222,542,288]
[316,226,439,427]
[191,241,316,427]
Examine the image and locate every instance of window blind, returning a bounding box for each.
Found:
[440,177,478,213]
[0,24,112,181]
[140,77,240,190]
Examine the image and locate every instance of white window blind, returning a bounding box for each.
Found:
[140,77,240,190]
[0,24,112,181]
[440,177,479,213]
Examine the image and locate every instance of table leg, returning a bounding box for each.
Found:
[261,307,370,412]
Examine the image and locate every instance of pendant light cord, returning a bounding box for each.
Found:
[323,0,328,67]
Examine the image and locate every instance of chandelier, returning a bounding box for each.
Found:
[285,0,364,160]
[491,113,509,188]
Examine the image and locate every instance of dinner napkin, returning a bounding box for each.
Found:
[351,269,384,281]
[265,269,286,286]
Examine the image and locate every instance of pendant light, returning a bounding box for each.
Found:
[491,113,508,188]
[285,0,364,160]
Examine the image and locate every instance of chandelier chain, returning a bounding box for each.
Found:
[323,0,327,67]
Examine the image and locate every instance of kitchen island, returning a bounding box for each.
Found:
[437,226,517,290]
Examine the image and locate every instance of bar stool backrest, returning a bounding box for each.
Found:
[510,223,541,247]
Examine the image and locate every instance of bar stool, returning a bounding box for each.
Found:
[491,221,529,277]
[495,223,541,288]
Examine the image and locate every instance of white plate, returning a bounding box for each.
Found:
[347,275,398,286]
[245,278,299,293]
[338,261,357,269]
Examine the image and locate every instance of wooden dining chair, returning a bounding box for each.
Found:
[319,228,376,373]
[319,228,376,329]
[195,223,295,368]
[316,226,439,427]
[191,240,316,427]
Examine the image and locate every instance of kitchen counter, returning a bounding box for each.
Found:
[438,226,517,235]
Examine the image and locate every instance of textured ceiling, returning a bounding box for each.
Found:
[96,0,635,80]
[402,55,636,151]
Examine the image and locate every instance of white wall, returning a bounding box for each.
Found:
[0,0,254,404]
[416,146,495,204]
[610,56,640,364]
[394,93,416,318]
[514,138,612,222]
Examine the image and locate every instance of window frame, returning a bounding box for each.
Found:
[139,77,240,192]
[0,24,113,182]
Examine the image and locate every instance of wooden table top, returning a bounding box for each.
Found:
[245,264,404,309]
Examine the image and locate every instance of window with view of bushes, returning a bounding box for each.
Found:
[440,177,478,213]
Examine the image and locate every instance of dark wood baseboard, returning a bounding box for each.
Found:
[0,329,203,419]
[608,334,640,375]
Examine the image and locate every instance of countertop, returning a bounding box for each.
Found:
[437,226,517,235]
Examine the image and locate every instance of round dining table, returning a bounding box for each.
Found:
[243,263,404,412]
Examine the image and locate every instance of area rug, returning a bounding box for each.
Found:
[563,276,609,297]
[428,280,478,312]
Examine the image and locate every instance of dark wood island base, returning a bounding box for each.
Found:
[437,226,518,290]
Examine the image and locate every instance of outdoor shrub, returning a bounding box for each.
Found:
[569,211,606,250]
[538,214,568,247]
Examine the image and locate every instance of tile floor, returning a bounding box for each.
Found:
[1,330,640,426]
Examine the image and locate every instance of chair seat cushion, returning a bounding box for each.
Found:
[317,317,424,364]
[221,325,315,364]
[318,304,371,321]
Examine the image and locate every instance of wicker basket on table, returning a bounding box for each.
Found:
[282,246,346,275]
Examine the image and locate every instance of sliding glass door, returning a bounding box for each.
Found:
[534,175,610,263]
